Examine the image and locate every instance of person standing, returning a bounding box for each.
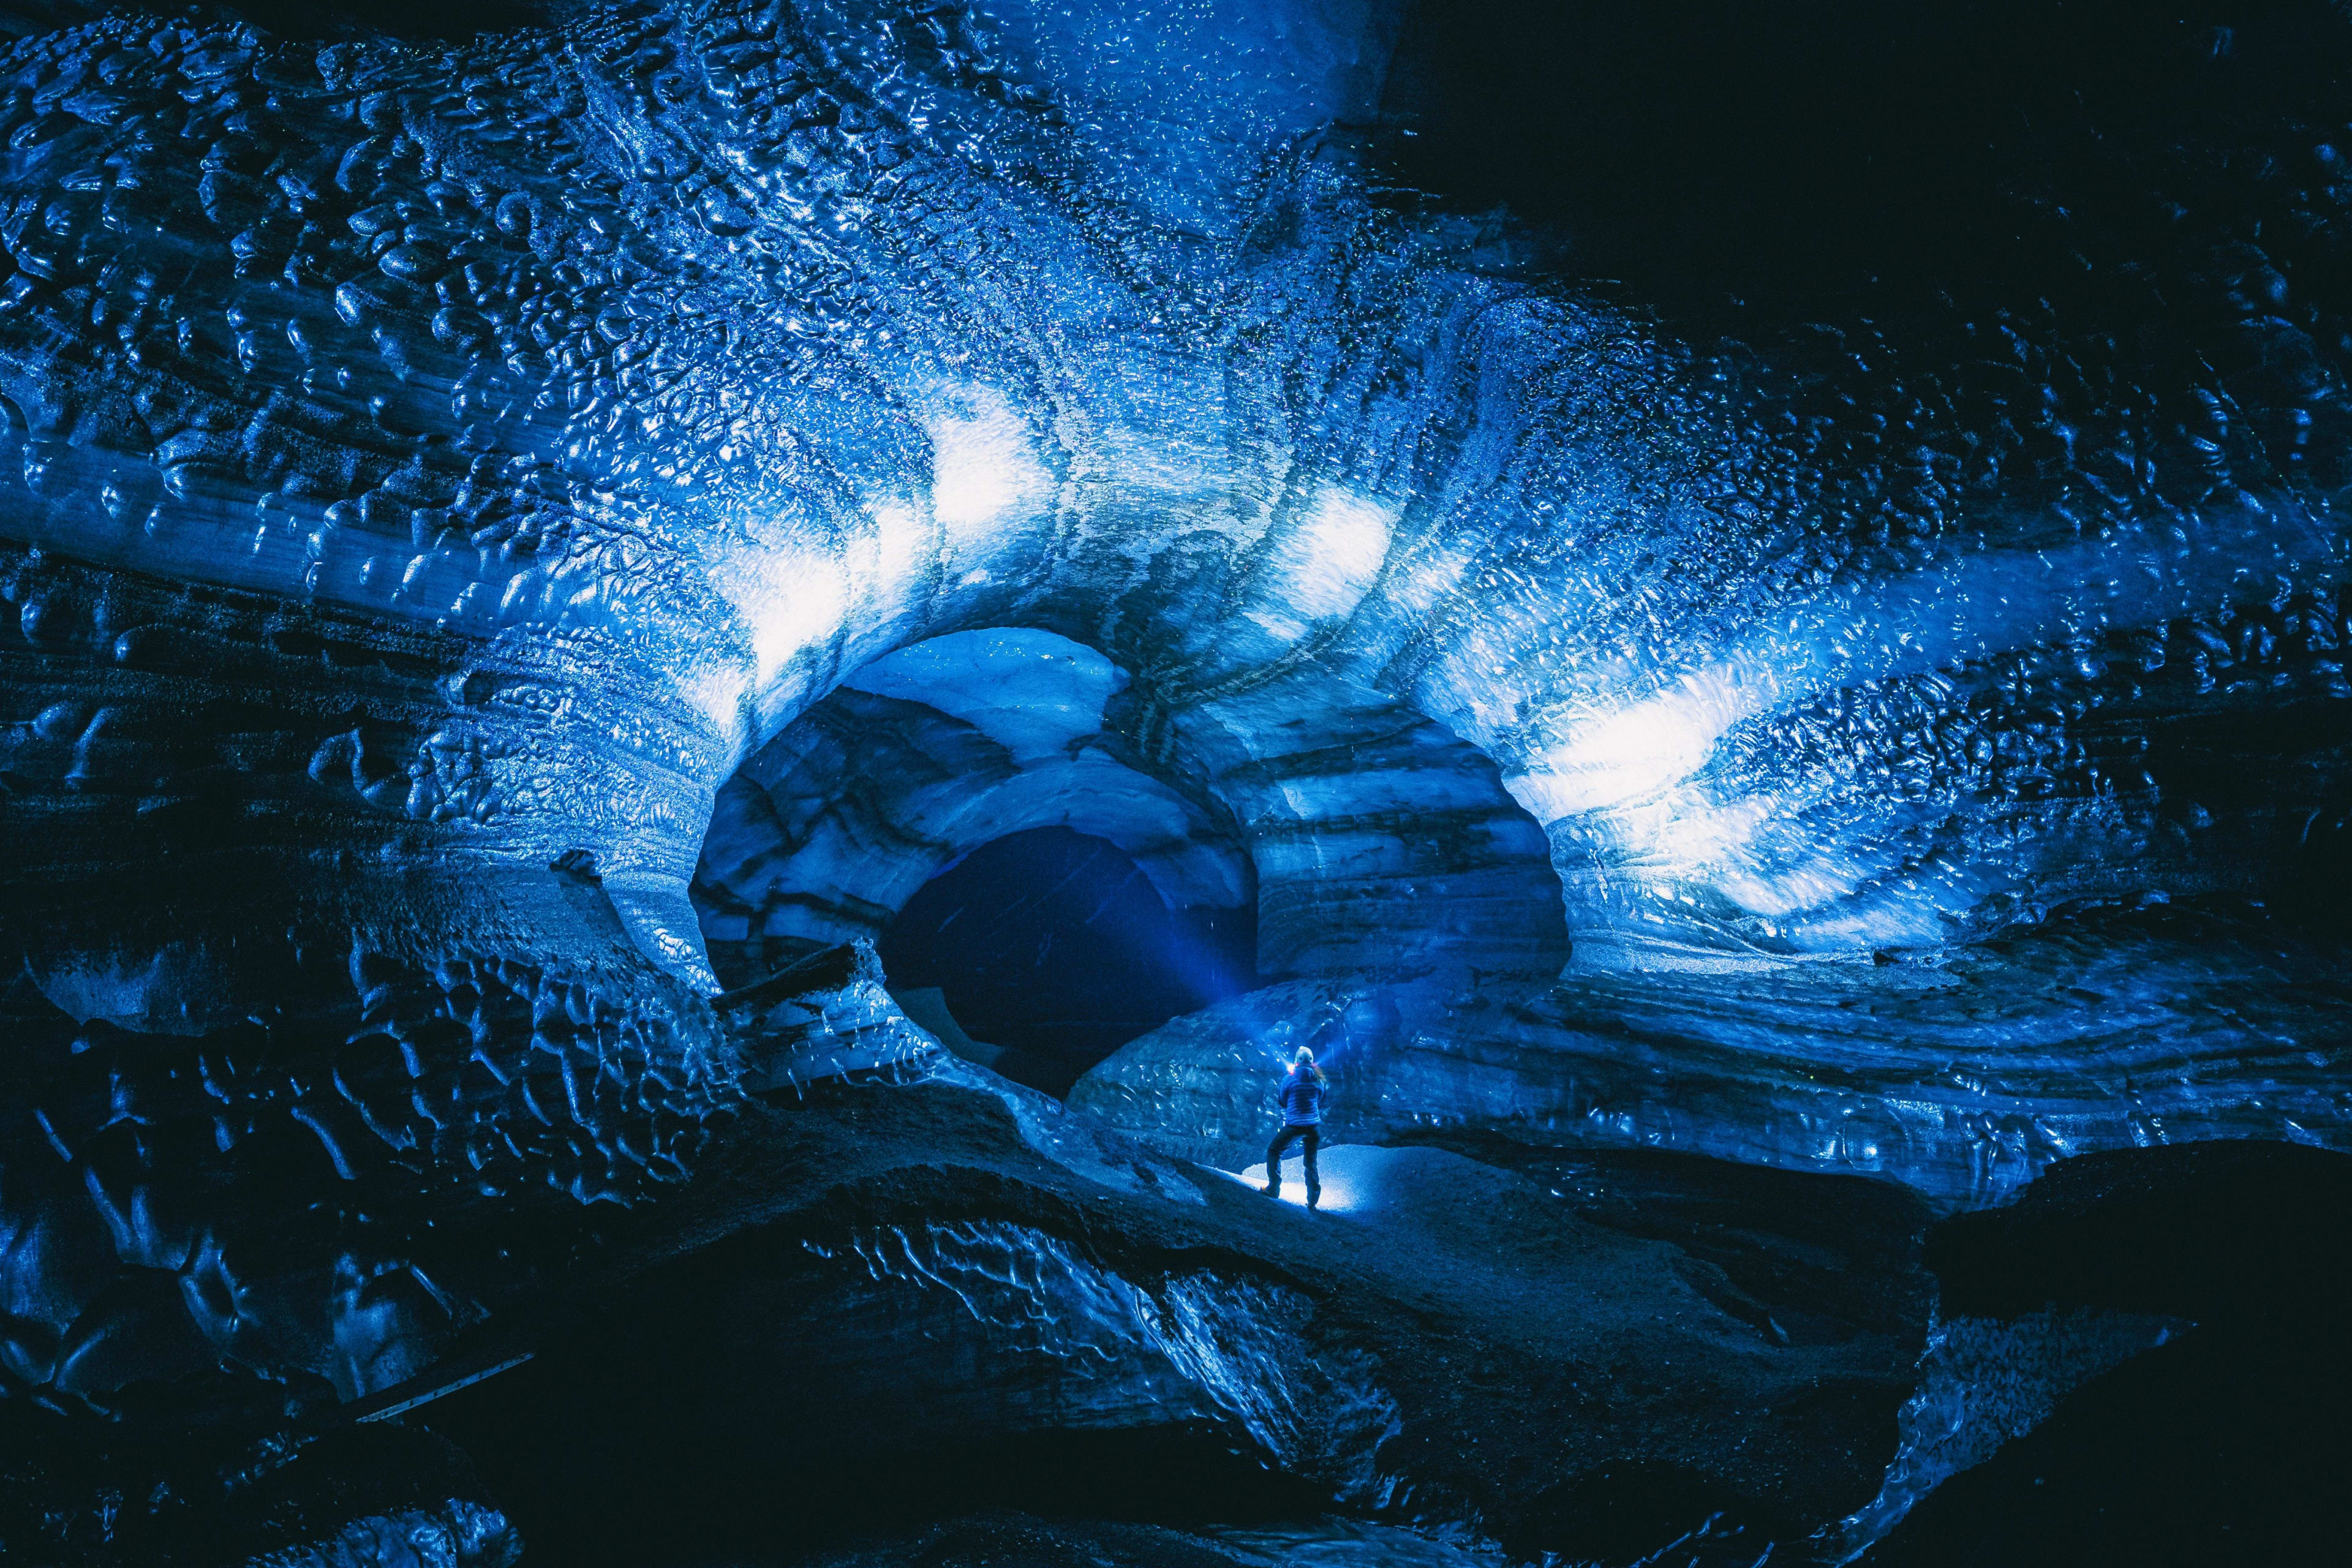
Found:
[1264,1046,1328,1208]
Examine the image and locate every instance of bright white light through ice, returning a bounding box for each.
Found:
[1509,662,1776,821]
[1245,488,1396,643]
[1226,1152,1363,1213]
[718,545,852,712]
[925,385,1053,553]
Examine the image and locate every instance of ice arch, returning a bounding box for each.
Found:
[0,0,2328,1015]
[693,625,1570,1004]
[695,628,1254,983]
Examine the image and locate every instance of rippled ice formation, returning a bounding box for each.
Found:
[1199,1518,1508,1568]
[809,1216,1402,1502]
[1812,1306,2186,1562]
[250,1500,519,1568]
[2,1,2343,981]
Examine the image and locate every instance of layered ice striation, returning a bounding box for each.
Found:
[1074,897,2352,1200]
[0,0,2341,1464]
[694,625,1566,993]
[801,1218,1403,1504]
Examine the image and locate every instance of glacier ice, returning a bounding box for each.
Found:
[0,1,2343,1564]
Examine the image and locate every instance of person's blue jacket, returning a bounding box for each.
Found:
[1277,1071,1323,1126]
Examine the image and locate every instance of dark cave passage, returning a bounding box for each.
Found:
[879,826,1259,1095]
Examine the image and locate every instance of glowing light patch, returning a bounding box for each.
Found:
[709,541,853,736]
[1223,1161,1361,1213]
[747,554,849,688]
[1245,488,1395,641]
[1381,541,1471,620]
[1509,663,1776,821]
[1716,859,1859,921]
[675,661,754,754]
[867,502,927,610]
[1617,788,1776,873]
[927,387,1052,550]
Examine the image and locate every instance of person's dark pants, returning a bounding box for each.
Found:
[1265,1123,1321,1204]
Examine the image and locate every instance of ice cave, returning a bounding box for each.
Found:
[0,2,2346,1564]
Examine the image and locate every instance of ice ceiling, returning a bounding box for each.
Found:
[0,0,2348,1557]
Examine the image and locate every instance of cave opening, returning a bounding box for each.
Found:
[7,2,2352,1563]
[878,824,1259,1096]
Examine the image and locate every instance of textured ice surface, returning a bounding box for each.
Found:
[0,0,2342,1476]
[695,628,1256,974]
[1815,1306,2185,1562]
[1197,1518,1507,1567]
[1076,900,2352,1201]
[246,1499,520,1568]
[0,0,2336,976]
[805,1216,1403,1501]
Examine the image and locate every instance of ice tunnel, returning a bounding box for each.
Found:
[0,1,2348,1565]
[690,624,1569,1097]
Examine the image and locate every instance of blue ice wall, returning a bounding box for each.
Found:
[0,0,2344,1426]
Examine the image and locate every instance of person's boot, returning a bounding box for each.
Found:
[1306,1187,1321,1211]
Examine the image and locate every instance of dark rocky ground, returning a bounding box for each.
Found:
[414,1078,1936,1566]
[4,1077,2346,1566]
[1860,1141,2352,1567]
